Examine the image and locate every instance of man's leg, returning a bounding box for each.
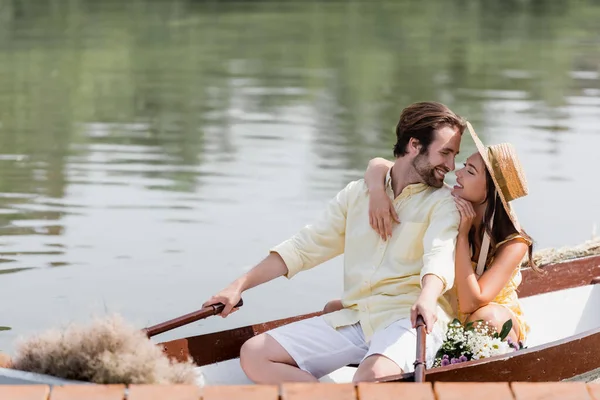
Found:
[352,354,402,382]
[353,318,443,383]
[240,333,317,383]
[241,316,367,384]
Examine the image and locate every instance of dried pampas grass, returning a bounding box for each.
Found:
[522,237,600,269]
[10,314,197,385]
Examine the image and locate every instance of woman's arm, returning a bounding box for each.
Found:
[455,237,528,314]
[453,196,528,314]
[364,157,394,192]
[364,158,398,240]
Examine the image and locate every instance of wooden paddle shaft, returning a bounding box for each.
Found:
[143,299,244,338]
[414,315,427,382]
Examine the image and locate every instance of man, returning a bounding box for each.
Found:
[203,101,466,383]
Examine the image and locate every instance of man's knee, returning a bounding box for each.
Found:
[352,355,402,382]
[240,335,266,378]
[240,333,298,380]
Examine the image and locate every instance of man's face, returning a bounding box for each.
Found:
[411,125,462,188]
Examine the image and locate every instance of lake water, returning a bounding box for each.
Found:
[0,0,599,351]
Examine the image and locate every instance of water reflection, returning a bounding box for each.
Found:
[0,0,599,350]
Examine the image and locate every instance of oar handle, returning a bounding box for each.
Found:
[414,315,427,382]
[142,299,244,338]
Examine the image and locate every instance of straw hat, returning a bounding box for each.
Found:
[465,121,528,233]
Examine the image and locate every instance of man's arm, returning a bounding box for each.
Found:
[410,274,445,333]
[203,181,356,317]
[269,180,356,279]
[202,252,288,316]
[420,196,460,294]
[412,196,460,331]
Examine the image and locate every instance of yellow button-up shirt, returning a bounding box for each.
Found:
[271,172,460,340]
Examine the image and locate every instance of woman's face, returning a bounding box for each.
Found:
[452,152,488,203]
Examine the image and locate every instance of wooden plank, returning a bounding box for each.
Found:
[587,384,600,400]
[358,382,434,400]
[202,385,278,400]
[50,385,125,400]
[127,385,200,400]
[281,383,356,400]
[512,382,592,400]
[0,385,49,400]
[434,382,514,400]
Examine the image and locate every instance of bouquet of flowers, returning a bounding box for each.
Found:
[432,318,524,367]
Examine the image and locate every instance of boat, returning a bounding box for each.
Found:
[0,252,598,386]
[156,253,600,384]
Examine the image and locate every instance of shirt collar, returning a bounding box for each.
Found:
[385,169,393,191]
[386,169,429,199]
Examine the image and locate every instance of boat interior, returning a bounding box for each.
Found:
[195,283,600,386]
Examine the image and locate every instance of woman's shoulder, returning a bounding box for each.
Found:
[495,232,532,249]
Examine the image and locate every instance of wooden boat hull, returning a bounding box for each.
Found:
[387,326,600,382]
[0,367,88,386]
[159,254,600,383]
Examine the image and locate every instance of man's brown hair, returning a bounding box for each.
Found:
[393,102,467,157]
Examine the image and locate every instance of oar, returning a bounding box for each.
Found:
[142,299,243,338]
[413,315,427,382]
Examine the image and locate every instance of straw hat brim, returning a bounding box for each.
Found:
[465,122,521,232]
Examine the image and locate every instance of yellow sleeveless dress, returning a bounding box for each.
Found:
[453,233,531,343]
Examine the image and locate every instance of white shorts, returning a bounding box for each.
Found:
[265,316,444,379]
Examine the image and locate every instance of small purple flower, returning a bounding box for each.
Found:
[459,355,468,363]
[450,358,459,364]
[442,354,449,360]
[441,359,450,367]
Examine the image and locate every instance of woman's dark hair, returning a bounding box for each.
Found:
[469,169,540,272]
[393,102,467,157]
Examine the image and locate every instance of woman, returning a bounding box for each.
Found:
[324,122,537,344]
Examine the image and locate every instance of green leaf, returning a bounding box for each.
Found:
[0,326,11,331]
[449,318,462,328]
[498,319,513,340]
[464,319,483,331]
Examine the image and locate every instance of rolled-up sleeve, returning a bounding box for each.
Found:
[420,196,460,293]
[270,181,356,279]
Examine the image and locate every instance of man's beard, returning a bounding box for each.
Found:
[412,153,445,188]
